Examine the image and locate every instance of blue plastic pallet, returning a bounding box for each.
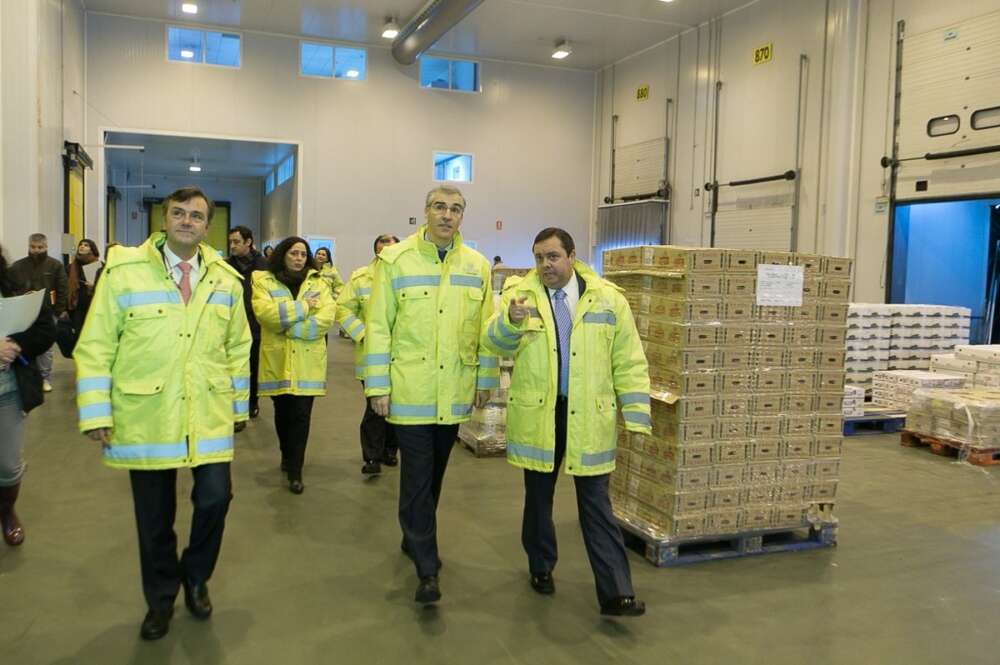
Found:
[843,413,906,436]
[618,518,837,567]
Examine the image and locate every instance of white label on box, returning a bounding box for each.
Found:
[756,265,804,306]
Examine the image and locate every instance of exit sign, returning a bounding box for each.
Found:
[753,42,773,65]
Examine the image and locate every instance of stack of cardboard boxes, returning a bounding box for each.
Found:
[931,345,1000,390]
[458,357,514,457]
[603,245,849,540]
[843,385,865,417]
[871,370,966,410]
[906,387,1000,448]
[846,305,971,391]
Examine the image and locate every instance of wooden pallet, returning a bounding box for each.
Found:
[617,517,837,567]
[900,429,1000,466]
[843,409,907,436]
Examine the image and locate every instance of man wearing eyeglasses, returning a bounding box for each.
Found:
[74,186,251,640]
[364,186,499,605]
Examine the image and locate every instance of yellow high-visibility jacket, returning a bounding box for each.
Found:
[74,232,252,470]
[363,226,499,425]
[318,264,345,301]
[335,261,375,380]
[252,269,336,396]
[480,261,651,476]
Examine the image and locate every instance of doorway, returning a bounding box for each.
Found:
[889,196,1000,343]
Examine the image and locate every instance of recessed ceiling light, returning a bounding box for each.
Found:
[346,69,360,78]
[658,0,676,3]
[189,162,201,172]
[551,39,572,60]
[180,49,194,59]
[382,18,400,39]
[181,3,198,14]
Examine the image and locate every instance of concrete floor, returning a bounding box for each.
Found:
[2,338,999,665]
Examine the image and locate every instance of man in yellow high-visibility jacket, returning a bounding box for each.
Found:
[364,186,498,605]
[335,233,399,475]
[481,227,650,617]
[75,187,251,640]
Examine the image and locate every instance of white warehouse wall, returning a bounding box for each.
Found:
[84,13,596,277]
[0,0,85,261]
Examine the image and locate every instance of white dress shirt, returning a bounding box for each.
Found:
[162,243,201,290]
[546,271,580,321]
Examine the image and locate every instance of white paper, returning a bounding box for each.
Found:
[0,290,46,338]
[756,264,804,307]
[82,261,101,284]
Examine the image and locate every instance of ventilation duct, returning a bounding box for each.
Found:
[391,0,485,66]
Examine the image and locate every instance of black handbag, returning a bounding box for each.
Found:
[12,361,44,413]
[55,317,76,359]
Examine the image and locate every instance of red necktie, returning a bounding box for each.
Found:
[178,261,192,304]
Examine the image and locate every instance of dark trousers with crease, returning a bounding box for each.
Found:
[522,397,634,605]
[129,462,232,612]
[360,381,397,463]
[396,424,457,578]
[272,394,314,479]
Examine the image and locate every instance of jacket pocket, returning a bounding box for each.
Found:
[461,289,485,364]
[592,396,618,451]
[116,379,165,395]
[208,376,233,394]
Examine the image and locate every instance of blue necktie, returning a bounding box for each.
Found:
[553,288,572,396]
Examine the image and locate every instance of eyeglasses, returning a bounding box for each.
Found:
[429,202,465,216]
[168,207,207,223]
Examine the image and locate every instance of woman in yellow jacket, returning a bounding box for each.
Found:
[252,237,336,494]
[314,247,344,301]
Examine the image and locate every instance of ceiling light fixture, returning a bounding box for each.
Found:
[189,160,202,173]
[346,69,360,78]
[382,18,400,40]
[658,0,676,3]
[181,3,198,14]
[551,39,572,60]
[180,49,194,59]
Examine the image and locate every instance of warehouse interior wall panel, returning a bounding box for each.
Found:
[714,205,794,251]
[853,0,1000,303]
[84,13,596,277]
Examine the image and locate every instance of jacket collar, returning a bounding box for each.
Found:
[144,232,225,273]
[519,260,603,297]
[416,224,463,260]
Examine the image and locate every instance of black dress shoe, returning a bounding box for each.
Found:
[289,479,304,494]
[382,453,398,467]
[415,576,441,605]
[234,421,246,433]
[530,572,555,595]
[140,607,174,640]
[600,596,646,617]
[183,579,213,619]
[362,460,381,475]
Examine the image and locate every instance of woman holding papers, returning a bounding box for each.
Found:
[0,243,57,546]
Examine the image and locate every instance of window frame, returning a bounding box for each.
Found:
[298,40,368,81]
[276,155,295,187]
[165,24,242,69]
[926,114,960,138]
[432,151,475,184]
[971,106,1000,131]
[419,55,481,94]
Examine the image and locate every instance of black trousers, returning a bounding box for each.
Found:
[129,463,232,612]
[272,394,314,479]
[522,397,634,605]
[396,424,458,578]
[249,336,261,410]
[360,382,397,462]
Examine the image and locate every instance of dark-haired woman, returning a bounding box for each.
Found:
[0,244,56,545]
[313,246,345,302]
[252,237,336,494]
[66,239,102,350]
